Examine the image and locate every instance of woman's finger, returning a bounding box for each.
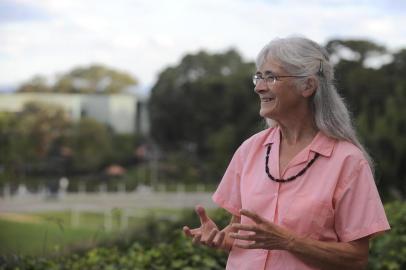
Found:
[239,209,266,224]
[195,205,210,225]
[183,226,201,237]
[192,233,202,245]
[183,226,192,237]
[229,232,257,241]
[213,231,225,247]
[231,223,261,233]
[205,228,218,246]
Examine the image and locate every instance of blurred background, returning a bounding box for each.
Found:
[0,0,405,269]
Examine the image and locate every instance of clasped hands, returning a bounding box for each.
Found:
[183,205,295,251]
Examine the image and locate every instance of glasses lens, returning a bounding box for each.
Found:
[252,75,258,86]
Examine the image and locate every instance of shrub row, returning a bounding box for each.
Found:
[1,201,405,270]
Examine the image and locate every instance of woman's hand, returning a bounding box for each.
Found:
[229,209,294,250]
[183,205,228,250]
[230,209,369,270]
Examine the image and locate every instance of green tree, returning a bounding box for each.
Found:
[0,112,18,184]
[150,50,258,151]
[4,102,72,176]
[326,39,389,116]
[326,39,386,65]
[66,118,113,172]
[14,101,71,158]
[149,40,406,196]
[54,64,137,94]
[361,49,406,198]
[0,102,72,183]
[328,39,406,199]
[18,75,52,93]
[17,64,138,94]
[149,49,261,180]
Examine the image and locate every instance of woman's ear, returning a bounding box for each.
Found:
[302,76,317,97]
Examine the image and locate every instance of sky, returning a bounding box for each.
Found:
[0,0,405,93]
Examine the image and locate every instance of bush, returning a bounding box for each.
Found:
[1,202,404,270]
[0,208,229,270]
[368,201,406,270]
[0,237,227,270]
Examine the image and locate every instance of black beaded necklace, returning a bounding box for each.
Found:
[265,144,320,183]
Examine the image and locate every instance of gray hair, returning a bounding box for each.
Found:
[256,36,374,169]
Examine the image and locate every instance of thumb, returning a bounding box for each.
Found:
[195,205,210,224]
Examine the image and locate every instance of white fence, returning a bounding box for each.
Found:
[0,183,217,231]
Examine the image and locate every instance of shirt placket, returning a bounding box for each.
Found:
[263,138,283,269]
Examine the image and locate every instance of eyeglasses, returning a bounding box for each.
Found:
[252,73,308,86]
[253,60,324,86]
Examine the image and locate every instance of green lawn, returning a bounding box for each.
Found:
[0,218,109,256]
[0,208,190,256]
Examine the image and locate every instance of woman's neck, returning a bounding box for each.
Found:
[276,116,318,146]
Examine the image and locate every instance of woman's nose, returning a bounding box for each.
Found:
[254,79,268,94]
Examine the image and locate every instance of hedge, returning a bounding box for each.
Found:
[1,201,405,270]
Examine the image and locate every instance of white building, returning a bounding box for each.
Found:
[0,93,148,134]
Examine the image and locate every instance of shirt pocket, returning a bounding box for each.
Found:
[281,195,334,239]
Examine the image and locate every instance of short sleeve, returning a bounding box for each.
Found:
[212,145,245,216]
[334,160,390,242]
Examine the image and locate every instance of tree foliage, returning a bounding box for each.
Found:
[326,39,386,64]
[65,118,113,172]
[2,65,141,183]
[14,101,71,159]
[17,64,137,94]
[327,39,406,198]
[149,49,262,180]
[18,76,52,93]
[3,39,406,198]
[0,103,140,184]
[149,40,406,198]
[0,102,71,179]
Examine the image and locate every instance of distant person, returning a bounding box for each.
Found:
[183,36,390,269]
[46,179,59,199]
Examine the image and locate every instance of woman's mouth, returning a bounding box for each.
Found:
[261,97,274,102]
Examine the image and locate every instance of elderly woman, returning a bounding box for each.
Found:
[183,36,390,270]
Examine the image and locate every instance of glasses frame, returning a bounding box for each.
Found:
[252,73,308,86]
[253,60,324,86]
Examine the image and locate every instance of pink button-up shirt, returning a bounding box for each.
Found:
[212,127,390,270]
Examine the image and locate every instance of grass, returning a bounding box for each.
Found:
[35,211,119,230]
[0,208,192,256]
[0,218,109,256]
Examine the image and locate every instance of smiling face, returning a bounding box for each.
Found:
[254,57,309,122]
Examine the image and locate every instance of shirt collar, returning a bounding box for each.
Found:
[309,131,336,157]
[262,126,280,146]
[262,126,336,158]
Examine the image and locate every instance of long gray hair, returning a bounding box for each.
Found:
[256,36,374,169]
